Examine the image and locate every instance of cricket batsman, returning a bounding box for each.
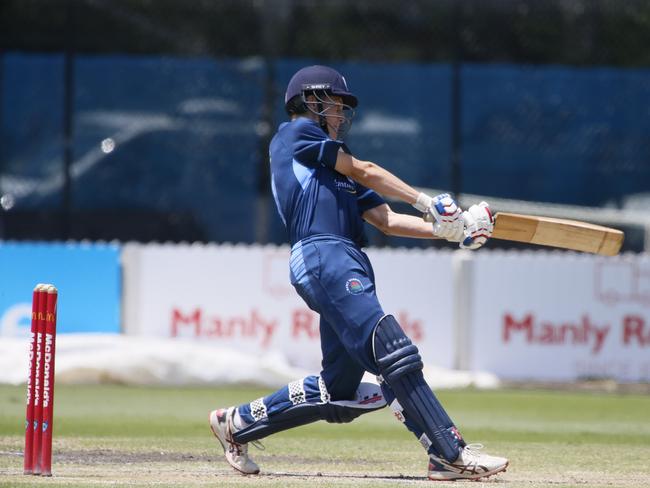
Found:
[209,65,508,481]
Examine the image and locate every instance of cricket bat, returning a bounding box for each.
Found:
[491,212,624,256]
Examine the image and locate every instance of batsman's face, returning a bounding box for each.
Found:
[322,95,345,138]
[305,93,354,140]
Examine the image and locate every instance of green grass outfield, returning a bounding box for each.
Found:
[1,384,649,487]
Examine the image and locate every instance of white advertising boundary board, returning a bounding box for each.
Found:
[122,244,650,382]
[460,251,650,382]
[122,244,456,372]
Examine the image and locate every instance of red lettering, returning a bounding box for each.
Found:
[204,317,222,337]
[171,308,278,346]
[503,313,533,342]
[397,311,423,342]
[229,316,249,336]
[171,308,202,337]
[623,315,648,345]
[252,310,277,348]
[292,309,319,339]
[538,323,556,343]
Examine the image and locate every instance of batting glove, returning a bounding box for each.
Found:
[414,192,465,242]
[460,201,494,250]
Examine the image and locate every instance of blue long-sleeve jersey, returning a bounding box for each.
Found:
[269,118,385,247]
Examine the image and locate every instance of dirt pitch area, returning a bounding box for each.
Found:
[2,439,650,488]
[1,385,649,488]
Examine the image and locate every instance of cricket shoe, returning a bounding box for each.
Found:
[209,407,260,475]
[428,443,508,481]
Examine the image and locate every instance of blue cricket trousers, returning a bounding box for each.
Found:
[289,234,385,399]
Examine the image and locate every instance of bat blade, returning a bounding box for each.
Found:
[493,212,624,256]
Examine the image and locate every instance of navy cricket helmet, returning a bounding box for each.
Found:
[284,65,358,114]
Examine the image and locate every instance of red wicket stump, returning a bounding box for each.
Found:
[24,284,58,476]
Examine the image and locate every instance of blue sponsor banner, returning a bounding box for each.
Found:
[0,242,121,335]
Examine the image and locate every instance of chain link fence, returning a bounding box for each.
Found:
[1,0,649,250]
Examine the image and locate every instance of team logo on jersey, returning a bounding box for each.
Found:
[335,176,356,194]
[345,278,364,295]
